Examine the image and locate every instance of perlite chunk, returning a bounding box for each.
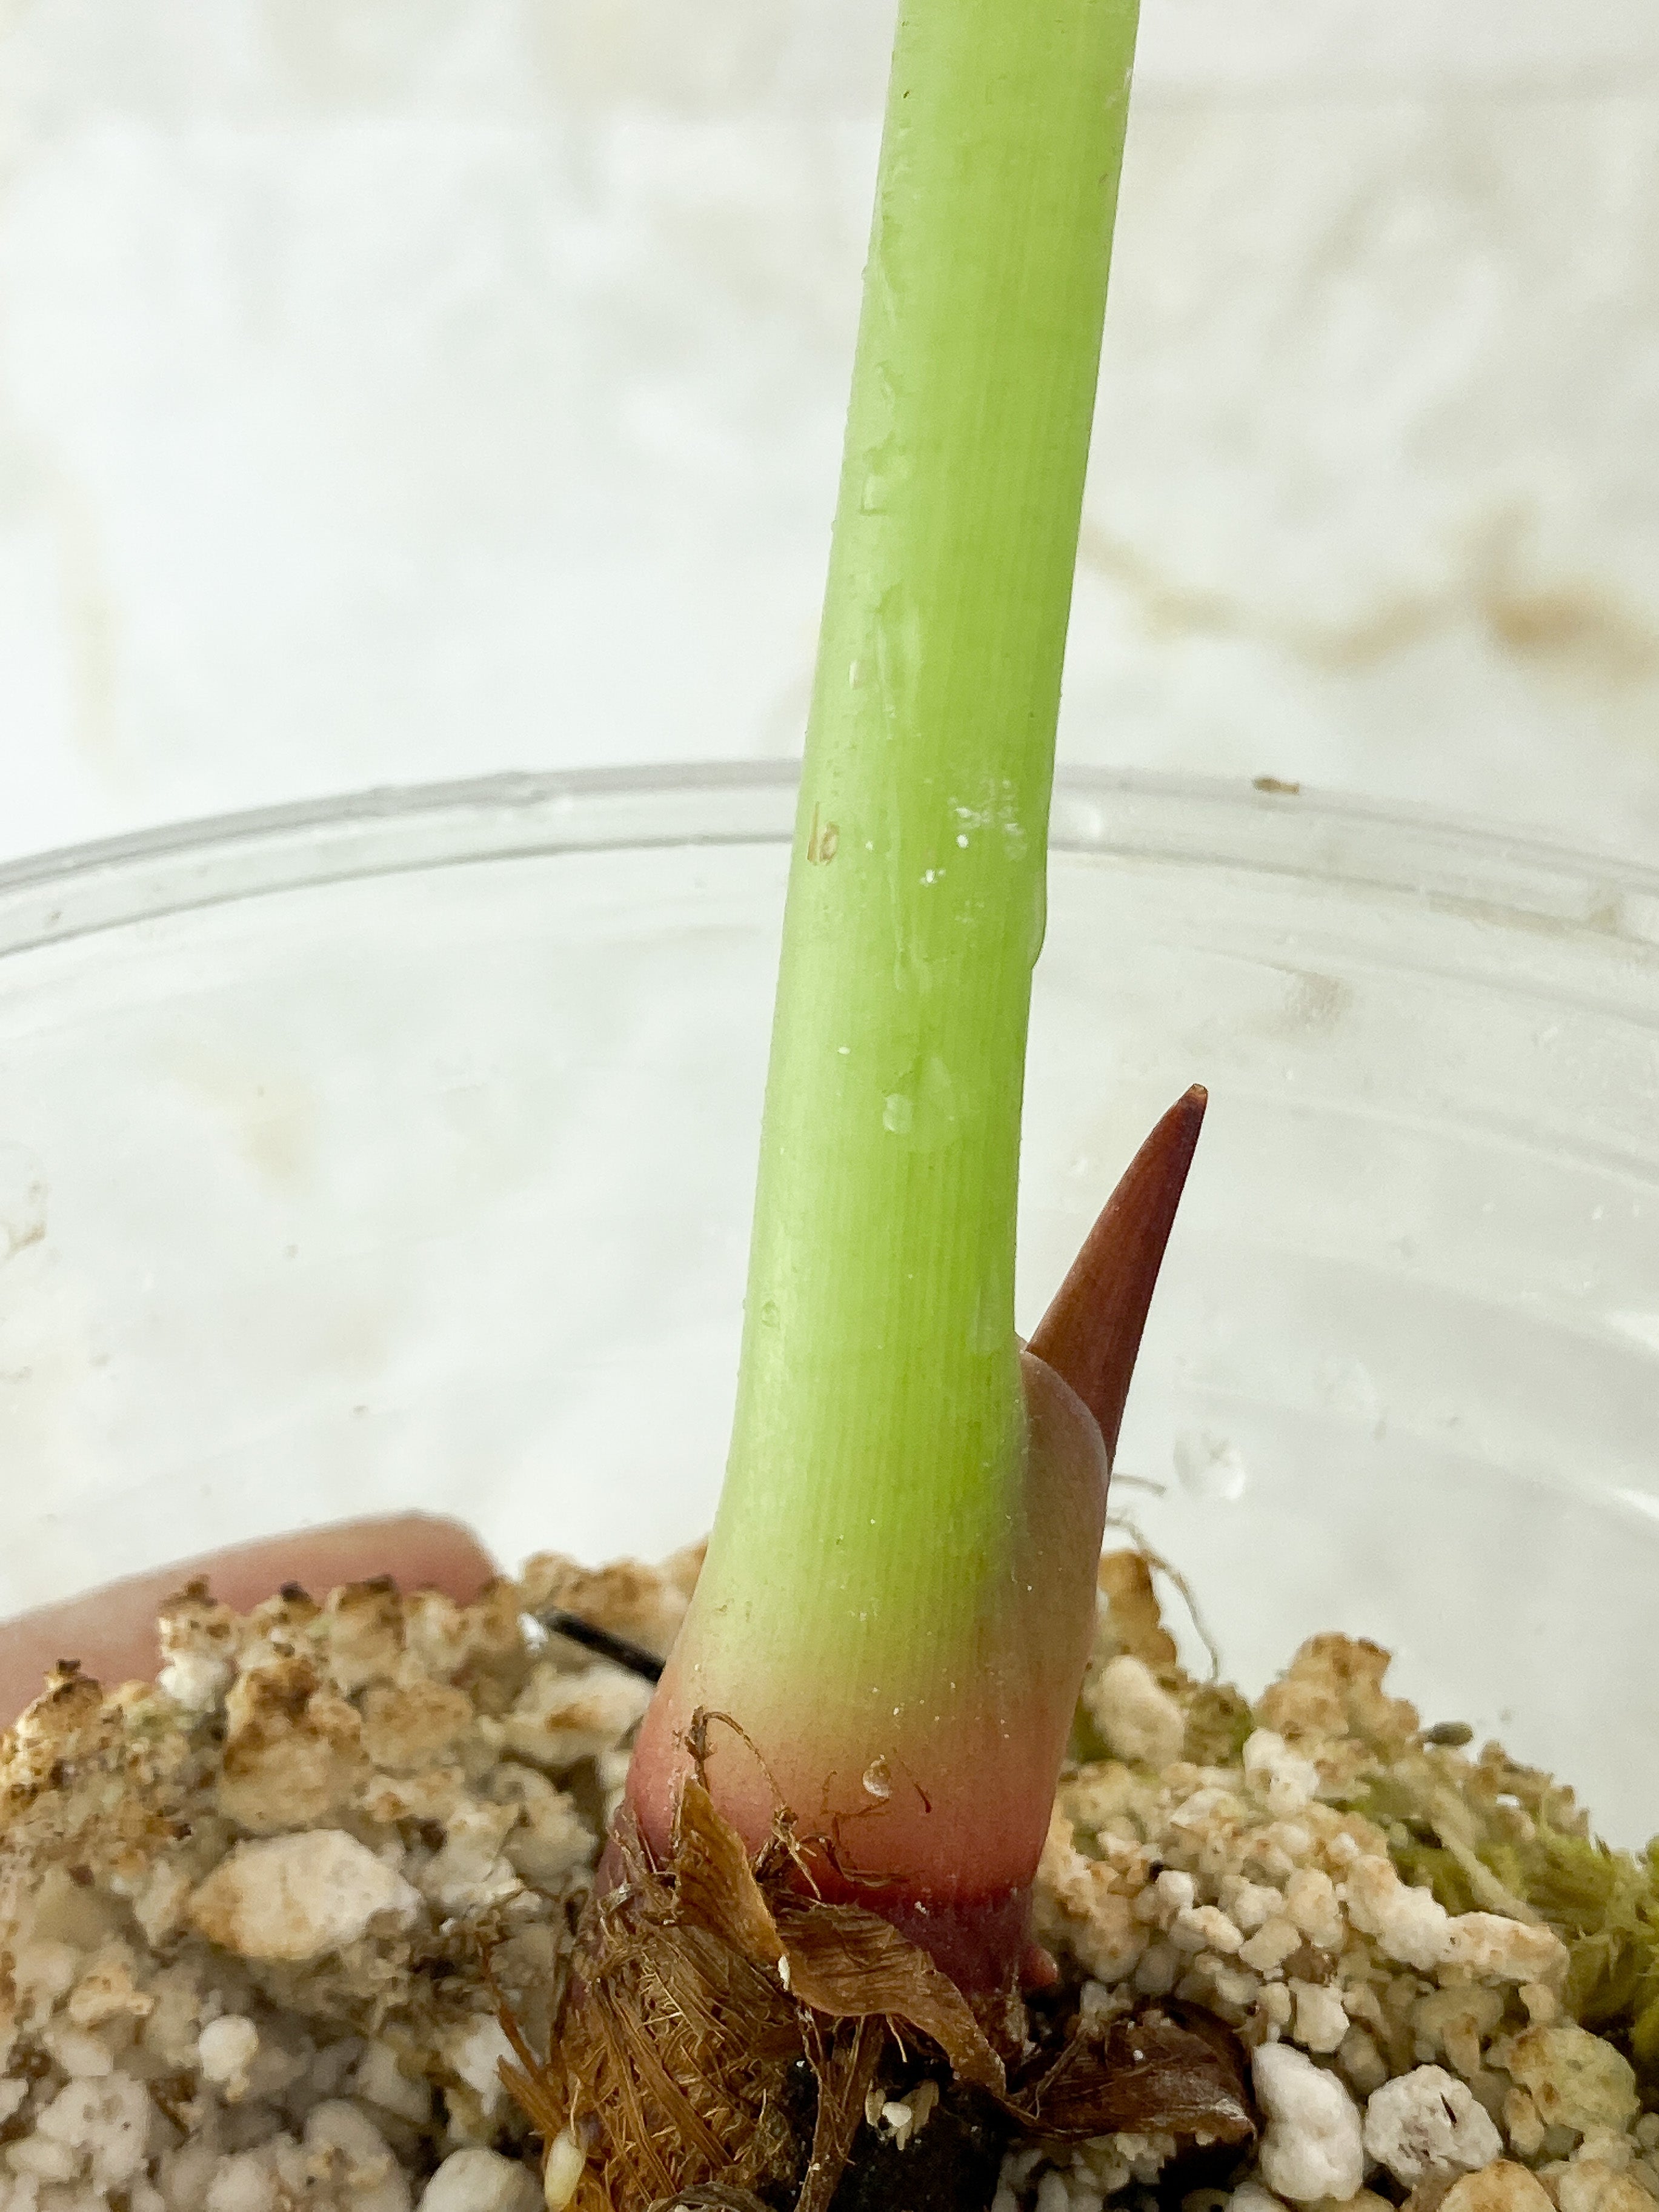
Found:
[1253,2044,1365,2204]
[196,2013,259,2098]
[1555,2159,1658,2212]
[1363,2065,1504,2186]
[1444,1915,1569,1985]
[1084,1655,1186,1769]
[1342,1855,1454,1971]
[190,1832,420,1961]
[1243,1729,1322,1816]
[1503,2025,1638,2136]
[33,2073,151,2188]
[497,1662,652,1769]
[419,2147,542,2212]
[1441,2166,1558,2212]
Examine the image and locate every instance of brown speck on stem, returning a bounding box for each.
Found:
[1028,1086,1207,1464]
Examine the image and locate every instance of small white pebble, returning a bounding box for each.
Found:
[1506,2088,1547,2158]
[594,1745,631,1796]
[420,1801,522,1914]
[305,2101,408,2212]
[1439,2167,1557,2212]
[1172,1786,1233,1832]
[133,1861,194,1949]
[1338,2025,1389,2098]
[441,2018,517,2117]
[1153,1870,1197,1920]
[12,1942,79,2018]
[1284,1868,1344,1950]
[1507,2024,1638,2134]
[1253,2042,1364,2203]
[1363,2065,1503,2187]
[1231,2185,1289,2212]
[1134,1942,1180,1997]
[500,1663,651,1769]
[198,2016,259,2097]
[1555,2165,1654,2212]
[1036,2172,1071,2212]
[1212,1966,1262,2010]
[163,2133,223,2212]
[1578,2130,1635,2170]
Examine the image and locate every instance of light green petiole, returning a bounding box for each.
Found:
[701,0,1141,1696]
[628,4,1145,1931]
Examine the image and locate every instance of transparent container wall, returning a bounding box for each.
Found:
[1,768,1657,1840]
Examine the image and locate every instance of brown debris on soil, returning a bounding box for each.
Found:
[1017,2001,1255,2144]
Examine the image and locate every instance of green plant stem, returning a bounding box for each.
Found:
[631,0,1140,1954]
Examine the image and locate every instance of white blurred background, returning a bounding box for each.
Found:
[1,0,1657,865]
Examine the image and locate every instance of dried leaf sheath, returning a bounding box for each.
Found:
[504,1765,1254,2212]
[504,1805,804,2212]
[505,1781,1006,2212]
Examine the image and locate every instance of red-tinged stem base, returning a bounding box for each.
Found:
[627,1347,1110,2000]
[592,1818,1039,2006]
[824,1880,1034,2003]
[627,1091,1206,2004]
[509,1782,1257,2212]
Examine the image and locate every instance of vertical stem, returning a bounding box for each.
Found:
[632,0,1142,1945]
[720,0,1139,1669]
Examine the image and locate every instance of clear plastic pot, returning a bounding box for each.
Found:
[1,766,1655,1836]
